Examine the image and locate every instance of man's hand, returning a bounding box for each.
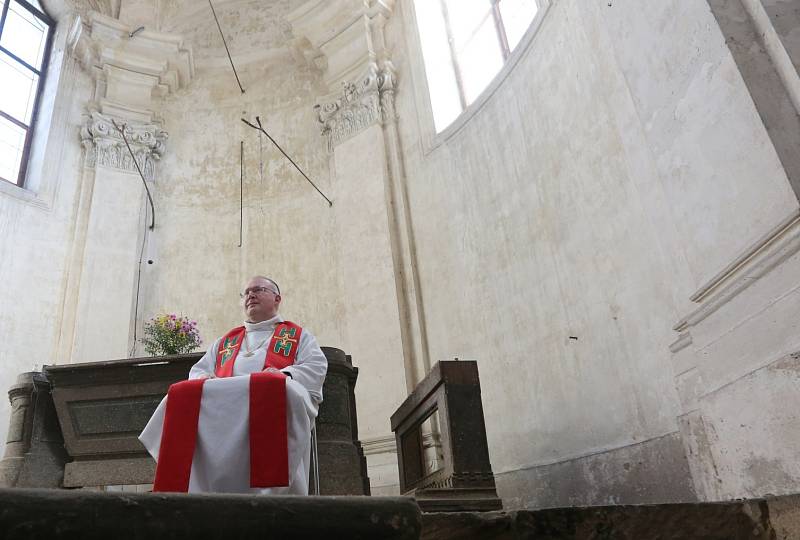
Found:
[195,374,214,380]
[263,367,291,378]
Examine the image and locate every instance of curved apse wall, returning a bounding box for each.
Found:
[394,0,798,509]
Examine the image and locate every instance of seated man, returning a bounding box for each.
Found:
[139,276,327,494]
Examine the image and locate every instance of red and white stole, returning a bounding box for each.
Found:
[153,321,303,492]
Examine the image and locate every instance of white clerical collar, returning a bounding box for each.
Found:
[244,314,283,332]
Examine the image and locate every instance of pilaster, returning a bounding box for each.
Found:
[56,12,194,364]
[289,0,426,495]
[291,0,428,389]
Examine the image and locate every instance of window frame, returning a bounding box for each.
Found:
[0,0,55,188]
[427,0,538,130]
[405,0,550,151]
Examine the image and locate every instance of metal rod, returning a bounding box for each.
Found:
[241,117,333,207]
[311,424,320,495]
[239,140,243,247]
[129,202,150,357]
[112,119,156,230]
[208,0,245,94]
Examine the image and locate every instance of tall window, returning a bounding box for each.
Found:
[414,0,540,132]
[0,0,53,187]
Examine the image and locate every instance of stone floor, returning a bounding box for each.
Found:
[2,488,799,539]
[422,495,800,539]
[0,488,421,540]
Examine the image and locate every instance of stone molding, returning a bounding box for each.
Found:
[669,208,800,356]
[288,0,395,84]
[669,331,693,355]
[85,0,121,19]
[68,10,194,123]
[673,208,800,335]
[69,10,191,177]
[361,434,398,456]
[315,62,397,151]
[80,111,167,180]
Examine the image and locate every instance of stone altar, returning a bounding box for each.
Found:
[0,347,369,494]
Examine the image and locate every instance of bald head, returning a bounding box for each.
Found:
[252,275,280,295]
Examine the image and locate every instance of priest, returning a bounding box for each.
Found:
[139,276,328,494]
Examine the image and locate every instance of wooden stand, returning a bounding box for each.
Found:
[391,361,502,512]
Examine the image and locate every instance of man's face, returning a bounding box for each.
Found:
[242,277,281,322]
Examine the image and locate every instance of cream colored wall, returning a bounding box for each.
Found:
[0,5,93,453]
[138,0,410,453]
[137,0,346,362]
[392,0,799,507]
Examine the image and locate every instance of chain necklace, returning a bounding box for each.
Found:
[241,330,272,357]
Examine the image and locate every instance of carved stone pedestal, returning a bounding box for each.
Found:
[316,347,370,495]
[0,372,68,488]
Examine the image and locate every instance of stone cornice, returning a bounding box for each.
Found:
[85,0,121,19]
[673,209,800,333]
[288,0,394,53]
[315,62,397,151]
[360,434,397,456]
[68,10,194,121]
[80,110,167,180]
[288,0,395,86]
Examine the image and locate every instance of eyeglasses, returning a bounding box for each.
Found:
[240,286,278,299]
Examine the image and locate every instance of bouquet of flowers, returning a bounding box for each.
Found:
[140,314,202,356]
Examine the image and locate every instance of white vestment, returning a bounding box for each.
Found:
[139,315,327,494]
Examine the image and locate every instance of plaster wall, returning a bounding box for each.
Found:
[139,0,408,447]
[0,6,94,455]
[140,0,341,353]
[392,0,798,507]
[672,214,800,500]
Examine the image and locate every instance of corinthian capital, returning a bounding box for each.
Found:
[315,63,398,151]
[80,111,167,180]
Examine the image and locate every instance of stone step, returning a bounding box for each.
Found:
[5,487,800,539]
[422,494,800,539]
[0,488,421,540]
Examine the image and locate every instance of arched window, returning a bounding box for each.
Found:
[0,0,53,187]
[413,0,541,132]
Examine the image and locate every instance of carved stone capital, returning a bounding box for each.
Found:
[80,111,167,180]
[379,60,398,124]
[315,63,397,151]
